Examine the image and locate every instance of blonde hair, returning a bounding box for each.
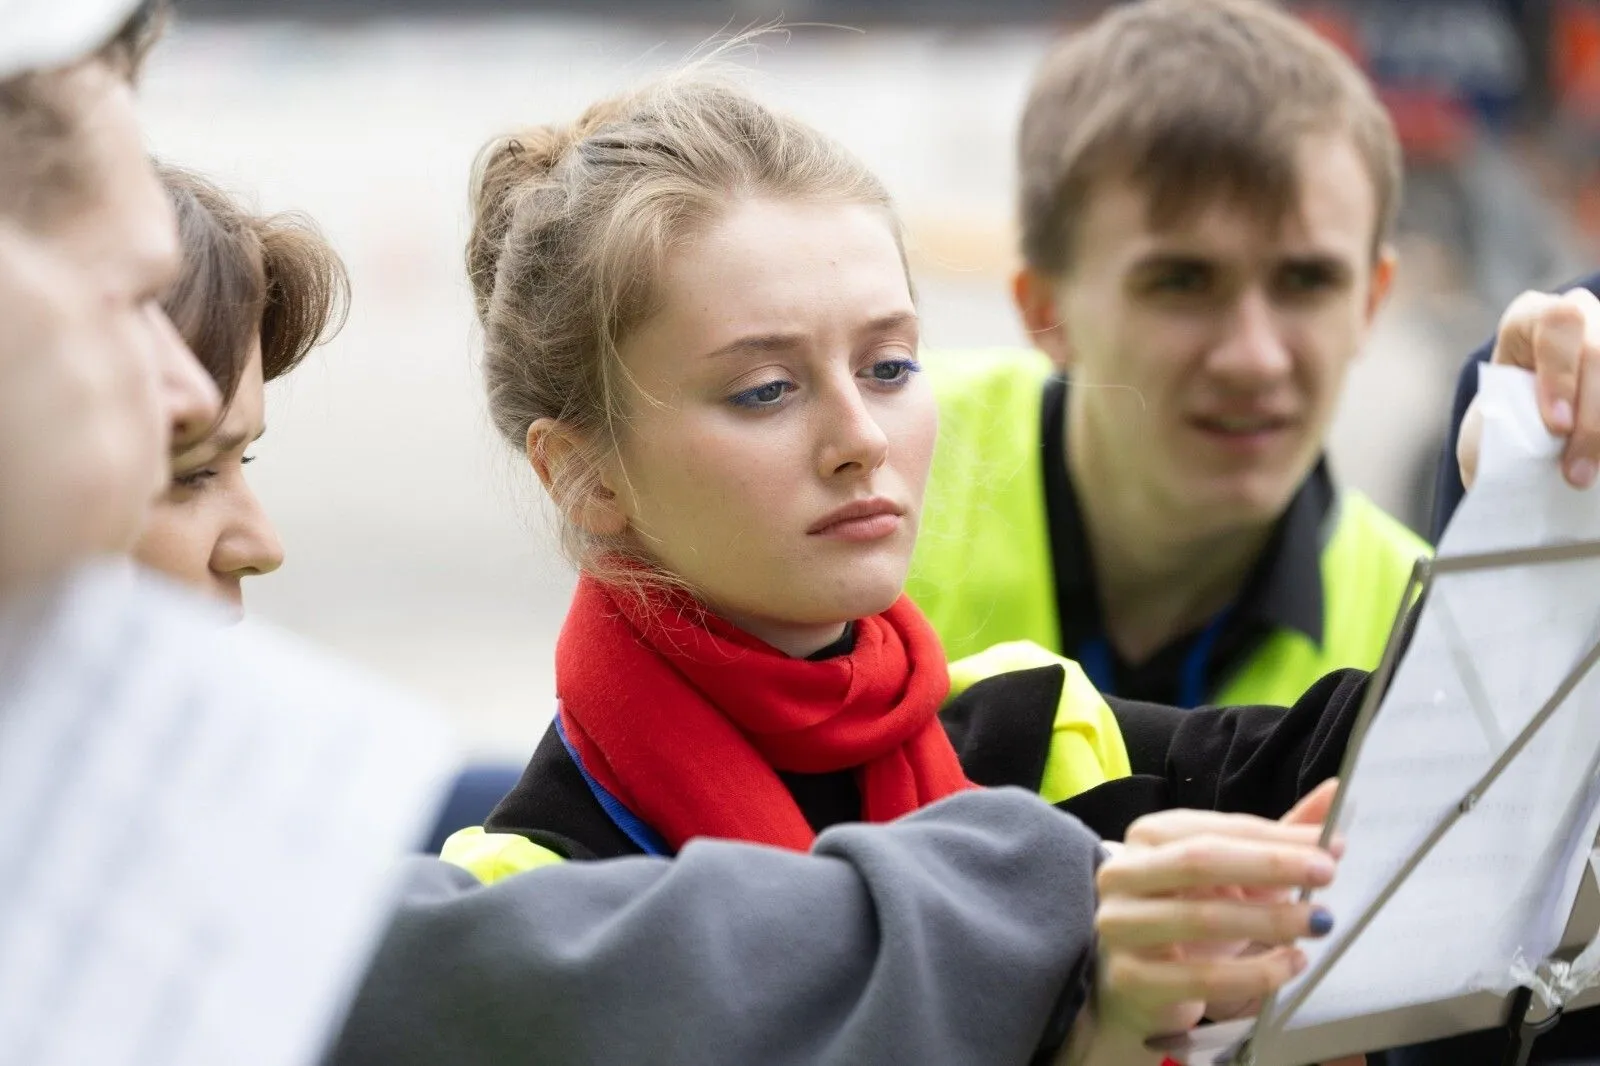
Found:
[1019,0,1401,276]
[466,72,904,582]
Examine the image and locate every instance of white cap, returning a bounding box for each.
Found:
[0,0,143,79]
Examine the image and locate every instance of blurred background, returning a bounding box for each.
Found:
[143,0,1600,759]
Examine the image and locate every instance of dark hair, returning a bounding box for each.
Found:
[159,163,350,404]
[0,1,171,225]
[1018,0,1401,276]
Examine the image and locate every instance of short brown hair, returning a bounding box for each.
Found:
[1018,0,1401,276]
[159,163,349,404]
[0,1,170,225]
[468,71,904,584]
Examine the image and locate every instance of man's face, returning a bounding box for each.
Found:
[1016,132,1395,537]
[44,63,219,518]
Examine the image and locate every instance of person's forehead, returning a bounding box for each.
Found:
[650,201,912,337]
[174,342,265,469]
[52,67,178,279]
[1080,163,1373,264]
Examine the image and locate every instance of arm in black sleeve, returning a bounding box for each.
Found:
[325,787,1102,1066]
[1059,669,1371,839]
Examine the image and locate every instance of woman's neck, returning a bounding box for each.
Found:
[719,613,851,659]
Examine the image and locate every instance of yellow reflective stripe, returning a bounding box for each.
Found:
[948,640,1130,804]
[1040,656,1132,804]
[440,825,565,885]
[910,348,1061,662]
[910,345,1431,707]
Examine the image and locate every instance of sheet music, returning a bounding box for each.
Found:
[1280,365,1600,1029]
[0,565,458,1066]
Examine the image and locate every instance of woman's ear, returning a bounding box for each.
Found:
[527,418,629,537]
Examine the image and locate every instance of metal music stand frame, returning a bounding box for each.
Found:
[1153,539,1600,1066]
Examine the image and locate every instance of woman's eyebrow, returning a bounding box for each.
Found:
[700,332,807,361]
[856,311,918,338]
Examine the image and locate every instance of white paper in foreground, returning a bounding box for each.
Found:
[1280,365,1600,1029]
[0,566,458,1066]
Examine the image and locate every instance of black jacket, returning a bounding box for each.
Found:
[488,663,1368,859]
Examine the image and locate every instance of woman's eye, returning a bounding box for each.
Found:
[864,357,921,386]
[729,379,794,409]
[171,468,217,491]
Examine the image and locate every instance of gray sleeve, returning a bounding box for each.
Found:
[324,787,1101,1066]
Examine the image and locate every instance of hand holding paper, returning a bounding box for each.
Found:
[1458,285,1600,492]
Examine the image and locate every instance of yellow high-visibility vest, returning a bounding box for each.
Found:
[909,347,1430,709]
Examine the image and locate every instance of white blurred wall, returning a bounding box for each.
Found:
[137,16,1457,757]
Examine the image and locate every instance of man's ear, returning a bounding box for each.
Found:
[1365,243,1398,324]
[526,418,628,537]
[1012,267,1074,371]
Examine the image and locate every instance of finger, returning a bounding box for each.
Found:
[1280,779,1347,857]
[1101,946,1309,1010]
[1562,288,1600,488]
[1458,398,1486,490]
[1492,290,1560,370]
[1097,897,1336,949]
[1492,290,1574,431]
[1098,835,1336,897]
[1126,808,1329,848]
[1280,778,1339,827]
[1530,295,1586,435]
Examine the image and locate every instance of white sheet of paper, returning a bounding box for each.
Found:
[1276,365,1600,1030]
[0,566,458,1066]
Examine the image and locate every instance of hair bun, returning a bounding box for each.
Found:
[466,97,640,319]
[465,123,576,319]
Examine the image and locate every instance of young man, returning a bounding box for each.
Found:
[909,0,1430,710]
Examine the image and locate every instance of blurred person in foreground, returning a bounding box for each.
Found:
[909,0,1430,712]
[0,0,219,598]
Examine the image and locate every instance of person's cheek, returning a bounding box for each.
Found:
[135,501,211,592]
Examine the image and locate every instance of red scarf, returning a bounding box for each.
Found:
[555,573,972,852]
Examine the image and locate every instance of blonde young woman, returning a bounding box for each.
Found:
[454,74,1373,1062]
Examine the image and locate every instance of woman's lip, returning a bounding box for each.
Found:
[809,512,903,541]
[807,497,904,535]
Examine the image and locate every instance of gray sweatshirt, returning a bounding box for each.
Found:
[324,787,1101,1066]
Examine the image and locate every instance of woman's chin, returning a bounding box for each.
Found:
[807,572,907,624]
